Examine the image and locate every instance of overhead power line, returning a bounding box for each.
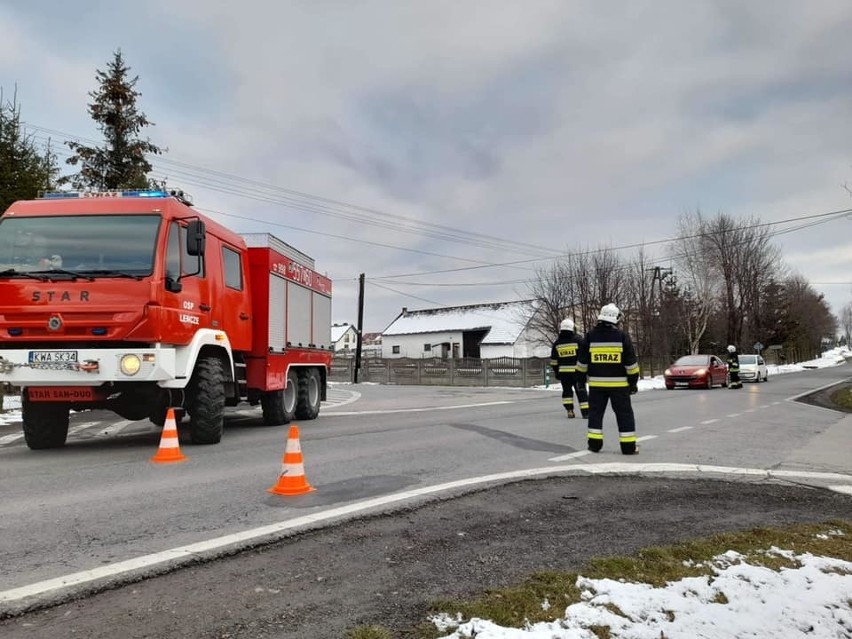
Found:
[371,206,852,279]
[21,122,852,293]
[23,122,566,259]
[195,205,510,269]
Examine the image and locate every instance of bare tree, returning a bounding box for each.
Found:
[669,211,721,354]
[622,247,661,372]
[523,247,627,345]
[571,250,597,333]
[590,248,625,311]
[524,258,578,346]
[697,211,779,347]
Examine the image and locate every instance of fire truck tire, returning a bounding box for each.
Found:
[22,395,70,449]
[187,356,226,444]
[261,369,298,426]
[295,368,321,420]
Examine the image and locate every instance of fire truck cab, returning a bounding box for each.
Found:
[0,190,333,449]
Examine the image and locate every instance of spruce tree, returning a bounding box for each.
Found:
[65,49,163,190]
[0,87,59,211]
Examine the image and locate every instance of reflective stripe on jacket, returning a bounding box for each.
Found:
[577,323,640,388]
[727,353,740,372]
[550,330,583,375]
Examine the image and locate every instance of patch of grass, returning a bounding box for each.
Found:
[347,626,393,639]
[830,385,852,410]
[430,571,582,630]
[348,520,852,638]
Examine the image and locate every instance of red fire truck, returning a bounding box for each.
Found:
[0,190,333,449]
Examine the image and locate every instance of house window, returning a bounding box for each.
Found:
[424,344,431,352]
[392,345,400,354]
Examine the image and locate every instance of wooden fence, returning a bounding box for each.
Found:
[330,356,550,387]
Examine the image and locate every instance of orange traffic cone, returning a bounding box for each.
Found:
[150,408,187,463]
[268,424,315,496]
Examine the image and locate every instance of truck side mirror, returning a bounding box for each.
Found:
[186,220,206,256]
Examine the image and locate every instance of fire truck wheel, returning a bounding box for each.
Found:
[187,356,226,444]
[22,394,70,449]
[261,369,298,426]
[295,368,321,420]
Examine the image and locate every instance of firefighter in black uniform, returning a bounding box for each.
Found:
[727,344,742,389]
[576,303,640,455]
[549,318,589,418]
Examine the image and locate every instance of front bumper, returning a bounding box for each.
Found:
[665,376,708,389]
[0,347,177,386]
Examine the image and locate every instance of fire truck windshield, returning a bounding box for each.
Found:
[0,214,161,276]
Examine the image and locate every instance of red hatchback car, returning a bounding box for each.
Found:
[664,354,729,390]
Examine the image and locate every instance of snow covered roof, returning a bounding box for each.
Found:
[331,324,353,342]
[382,300,537,344]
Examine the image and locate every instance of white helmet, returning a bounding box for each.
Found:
[560,318,575,332]
[727,344,736,353]
[597,303,621,324]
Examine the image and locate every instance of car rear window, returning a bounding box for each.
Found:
[739,355,757,364]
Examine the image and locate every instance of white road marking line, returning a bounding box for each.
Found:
[68,421,101,435]
[760,404,770,409]
[726,413,740,418]
[744,409,756,413]
[323,400,512,416]
[700,419,719,425]
[636,435,657,442]
[772,401,781,405]
[828,485,852,496]
[0,433,23,445]
[323,390,361,409]
[95,420,134,437]
[2,462,849,609]
[668,426,693,433]
[548,450,590,462]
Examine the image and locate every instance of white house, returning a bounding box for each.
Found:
[380,300,550,359]
[331,323,358,354]
[361,332,383,358]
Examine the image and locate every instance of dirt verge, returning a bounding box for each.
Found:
[796,378,852,413]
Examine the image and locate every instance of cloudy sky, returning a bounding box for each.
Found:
[2,1,851,331]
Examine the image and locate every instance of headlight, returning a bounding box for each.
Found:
[695,368,706,376]
[120,354,142,375]
[664,369,671,376]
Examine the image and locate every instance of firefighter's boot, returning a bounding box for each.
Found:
[566,409,576,419]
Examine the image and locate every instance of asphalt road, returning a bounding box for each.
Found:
[0,366,850,637]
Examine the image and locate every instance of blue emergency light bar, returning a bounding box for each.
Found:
[40,190,170,199]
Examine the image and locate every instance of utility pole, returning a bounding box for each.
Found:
[353,273,365,383]
[646,266,673,373]
[645,266,661,375]
[656,267,673,363]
